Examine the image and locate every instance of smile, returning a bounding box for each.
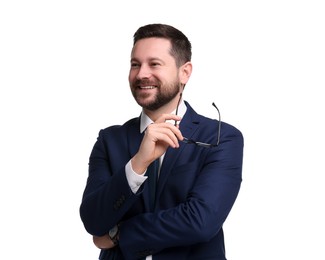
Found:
[139,86,156,89]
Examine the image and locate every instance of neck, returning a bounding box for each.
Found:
[143,93,182,122]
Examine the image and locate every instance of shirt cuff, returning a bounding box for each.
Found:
[125,160,147,193]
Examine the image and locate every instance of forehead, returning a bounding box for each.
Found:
[131,37,172,60]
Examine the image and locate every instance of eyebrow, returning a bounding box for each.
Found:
[130,57,165,63]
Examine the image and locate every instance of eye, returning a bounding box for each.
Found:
[130,62,140,68]
[150,62,160,67]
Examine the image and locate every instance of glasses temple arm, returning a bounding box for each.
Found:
[212,102,221,146]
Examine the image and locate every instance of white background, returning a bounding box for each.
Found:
[1,1,324,259]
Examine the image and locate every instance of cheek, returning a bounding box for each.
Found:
[128,71,135,83]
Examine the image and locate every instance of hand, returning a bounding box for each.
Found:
[131,114,183,174]
[93,234,115,249]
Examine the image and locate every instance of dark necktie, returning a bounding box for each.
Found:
[147,158,159,211]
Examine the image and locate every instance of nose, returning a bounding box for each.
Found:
[136,64,151,79]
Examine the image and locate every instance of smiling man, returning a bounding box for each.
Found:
[80,23,244,260]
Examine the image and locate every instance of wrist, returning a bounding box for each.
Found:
[108,225,119,245]
[131,157,147,175]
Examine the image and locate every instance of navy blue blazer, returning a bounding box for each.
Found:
[80,101,244,260]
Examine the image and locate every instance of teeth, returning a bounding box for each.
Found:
[140,86,155,89]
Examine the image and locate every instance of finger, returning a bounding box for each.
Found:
[147,124,183,148]
[147,122,183,140]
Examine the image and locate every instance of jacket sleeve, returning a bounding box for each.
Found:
[79,128,140,236]
[118,124,244,259]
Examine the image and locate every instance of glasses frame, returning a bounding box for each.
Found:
[175,94,221,148]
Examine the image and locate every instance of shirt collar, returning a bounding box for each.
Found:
[140,99,187,133]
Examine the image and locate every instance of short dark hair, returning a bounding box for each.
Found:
[133,24,192,67]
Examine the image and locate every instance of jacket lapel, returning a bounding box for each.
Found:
[126,116,153,211]
[156,102,201,202]
[126,117,143,158]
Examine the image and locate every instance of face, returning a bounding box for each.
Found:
[129,38,188,111]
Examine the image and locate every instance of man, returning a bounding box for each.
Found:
[80,23,244,260]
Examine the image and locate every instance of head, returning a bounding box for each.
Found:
[129,24,192,112]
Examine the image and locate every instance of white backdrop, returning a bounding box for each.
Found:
[1,1,324,259]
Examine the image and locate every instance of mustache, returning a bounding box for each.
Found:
[134,79,159,86]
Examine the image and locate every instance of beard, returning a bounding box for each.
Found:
[131,79,181,111]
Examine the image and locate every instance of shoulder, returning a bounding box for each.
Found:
[98,117,140,136]
[103,117,139,131]
[185,100,243,141]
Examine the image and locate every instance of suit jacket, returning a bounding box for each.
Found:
[80,101,244,260]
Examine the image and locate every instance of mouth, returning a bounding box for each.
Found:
[138,85,156,89]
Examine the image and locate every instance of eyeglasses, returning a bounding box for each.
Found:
[175,94,221,148]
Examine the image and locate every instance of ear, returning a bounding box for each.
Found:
[179,62,192,85]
